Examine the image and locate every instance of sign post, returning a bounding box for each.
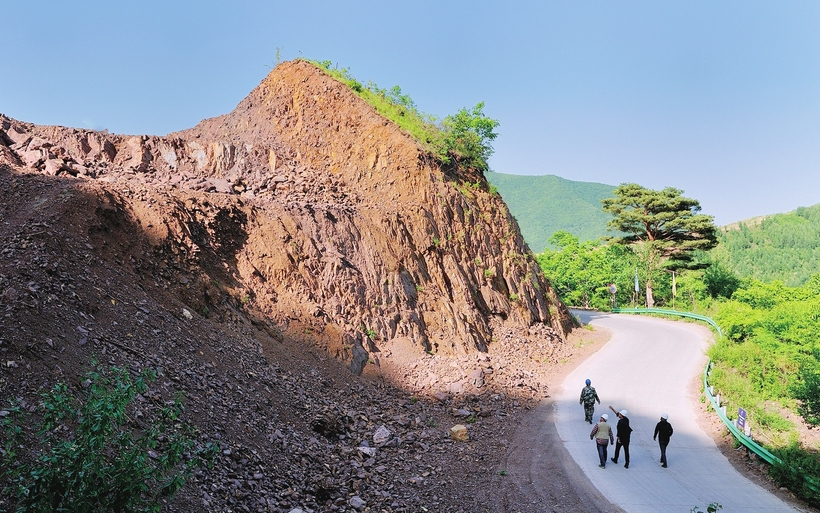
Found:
[608,283,617,308]
[737,407,747,431]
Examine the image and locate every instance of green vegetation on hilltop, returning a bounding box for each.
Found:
[711,203,820,286]
[485,172,616,252]
[306,59,499,172]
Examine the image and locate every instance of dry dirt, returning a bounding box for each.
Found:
[0,163,610,512]
[0,61,583,513]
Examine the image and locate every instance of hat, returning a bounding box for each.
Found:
[601,413,609,421]
[585,379,591,386]
[619,410,628,417]
[661,413,669,420]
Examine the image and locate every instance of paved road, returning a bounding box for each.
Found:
[556,311,802,513]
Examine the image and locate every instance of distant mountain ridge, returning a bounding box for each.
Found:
[485,171,616,252]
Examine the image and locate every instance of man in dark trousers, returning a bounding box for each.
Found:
[653,413,674,468]
[579,379,601,424]
[589,413,614,468]
[608,405,632,468]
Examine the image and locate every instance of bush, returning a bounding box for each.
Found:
[439,102,499,172]
[770,444,820,507]
[793,355,820,426]
[1,364,216,512]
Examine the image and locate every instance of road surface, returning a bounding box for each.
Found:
[555,311,802,512]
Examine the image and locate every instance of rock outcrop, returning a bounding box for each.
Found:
[0,60,573,372]
[0,60,587,512]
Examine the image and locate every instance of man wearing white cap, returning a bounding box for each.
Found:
[589,413,614,468]
[653,413,674,468]
[608,405,633,468]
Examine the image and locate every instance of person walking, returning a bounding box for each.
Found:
[653,413,674,468]
[608,406,632,468]
[590,413,614,468]
[579,379,600,424]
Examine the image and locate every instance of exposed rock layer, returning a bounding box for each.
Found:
[0,60,584,512]
[0,60,573,371]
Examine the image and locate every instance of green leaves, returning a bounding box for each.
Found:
[602,183,717,306]
[2,364,215,512]
[793,357,820,426]
[536,232,637,310]
[439,102,499,172]
[602,183,717,259]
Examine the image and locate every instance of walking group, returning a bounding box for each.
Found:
[580,379,674,469]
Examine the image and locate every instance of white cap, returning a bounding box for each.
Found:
[601,413,609,421]
[661,413,669,420]
[619,410,628,417]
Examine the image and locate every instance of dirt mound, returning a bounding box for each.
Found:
[0,60,584,512]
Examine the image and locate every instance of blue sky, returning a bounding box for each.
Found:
[3,1,819,226]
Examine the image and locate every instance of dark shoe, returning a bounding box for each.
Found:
[662,464,667,468]
[610,458,617,464]
[599,464,605,468]
[624,465,629,469]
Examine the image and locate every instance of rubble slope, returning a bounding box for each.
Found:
[0,60,579,512]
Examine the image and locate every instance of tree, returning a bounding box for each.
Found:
[439,102,499,172]
[537,231,637,309]
[602,183,717,307]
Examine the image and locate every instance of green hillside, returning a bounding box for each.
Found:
[710,203,820,286]
[485,171,616,252]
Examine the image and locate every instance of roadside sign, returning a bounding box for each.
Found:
[608,283,617,295]
[737,407,747,430]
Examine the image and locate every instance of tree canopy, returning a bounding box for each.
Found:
[602,183,717,306]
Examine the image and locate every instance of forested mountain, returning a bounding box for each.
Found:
[710,203,820,286]
[485,171,616,252]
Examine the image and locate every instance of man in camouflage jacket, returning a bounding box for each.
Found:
[579,379,600,424]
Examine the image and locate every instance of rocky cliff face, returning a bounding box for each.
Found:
[0,60,584,512]
[0,60,573,373]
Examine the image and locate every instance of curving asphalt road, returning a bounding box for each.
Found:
[556,311,802,513]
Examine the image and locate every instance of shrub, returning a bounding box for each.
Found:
[1,364,216,512]
[770,444,820,507]
[439,103,499,172]
[793,356,820,425]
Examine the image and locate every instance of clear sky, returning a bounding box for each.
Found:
[3,1,819,226]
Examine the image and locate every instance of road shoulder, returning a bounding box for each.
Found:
[489,322,624,512]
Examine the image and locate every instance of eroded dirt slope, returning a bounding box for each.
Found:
[0,60,584,512]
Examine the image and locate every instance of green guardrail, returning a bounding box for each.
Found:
[702,361,779,464]
[611,307,722,337]
[612,307,820,495]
